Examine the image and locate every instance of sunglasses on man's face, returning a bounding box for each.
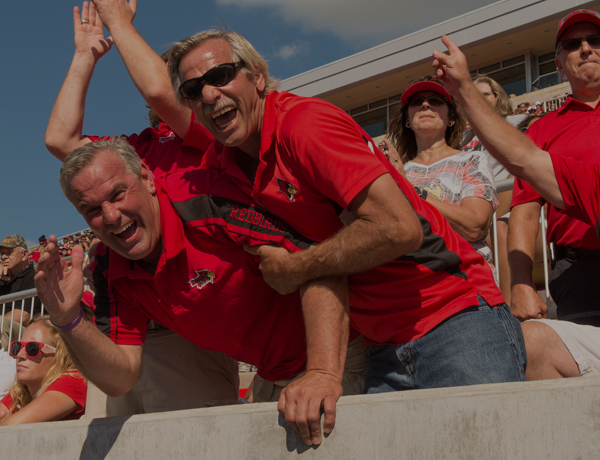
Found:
[179,62,243,101]
[10,341,56,358]
[407,95,448,107]
[557,34,600,53]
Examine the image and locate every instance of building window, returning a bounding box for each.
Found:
[349,95,401,138]
[470,55,527,96]
[538,51,557,76]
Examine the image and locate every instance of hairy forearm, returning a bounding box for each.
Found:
[508,203,542,288]
[60,315,141,396]
[45,53,96,160]
[105,21,191,138]
[290,212,422,284]
[301,276,349,378]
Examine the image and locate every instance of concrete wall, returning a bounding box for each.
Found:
[2,377,600,459]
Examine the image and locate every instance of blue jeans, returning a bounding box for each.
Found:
[365,297,527,394]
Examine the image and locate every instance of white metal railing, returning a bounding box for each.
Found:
[531,71,569,93]
[0,288,44,350]
[543,94,568,113]
[492,178,555,318]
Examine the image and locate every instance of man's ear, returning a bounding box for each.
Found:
[140,163,156,194]
[555,56,564,76]
[255,72,266,93]
[21,249,29,262]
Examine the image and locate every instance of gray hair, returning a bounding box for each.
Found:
[60,138,143,205]
[167,29,279,103]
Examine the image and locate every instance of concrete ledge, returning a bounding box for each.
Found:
[2,377,600,459]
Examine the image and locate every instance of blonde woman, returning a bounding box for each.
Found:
[0,316,86,424]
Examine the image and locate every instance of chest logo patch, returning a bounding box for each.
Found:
[159,132,176,143]
[189,269,216,290]
[276,178,299,202]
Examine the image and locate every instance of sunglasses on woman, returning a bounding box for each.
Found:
[557,34,600,52]
[179,62,243,100]
[10,341,56,358]
[407,95,448,107]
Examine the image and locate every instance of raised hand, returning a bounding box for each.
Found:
[91,0,137,31]
[431,35,472,96]
[34,235,85,327]
[74,1,113,62]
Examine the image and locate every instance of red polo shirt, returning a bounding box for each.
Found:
[511,96,600,249]
[86,112,214,178]
[551,153,600,242]
[200,91,503,346]
[92,169,311,381]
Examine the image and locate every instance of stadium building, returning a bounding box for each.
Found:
[280,0,599,140]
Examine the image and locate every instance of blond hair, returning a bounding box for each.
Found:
[167,29,279,103]
[8,316,81,412]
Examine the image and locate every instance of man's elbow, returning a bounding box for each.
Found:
[44,132,69,162]
[461,223,489,242]
[389,217,423,254]
[100,376,138,397]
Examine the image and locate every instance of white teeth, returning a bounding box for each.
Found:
[113,221,134,235]
[211,106,235,119]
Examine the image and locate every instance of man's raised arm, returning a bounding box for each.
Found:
[45,2,113,160]
[432,35,564,209]
[34,236,142,396]
[92,0,192,138]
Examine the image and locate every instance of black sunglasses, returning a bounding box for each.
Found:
[10,341,56,358]
[179,62,243,100]
[557,34,600,52]
[407,95,448,107]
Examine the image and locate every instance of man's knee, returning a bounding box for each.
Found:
[522,321,579,380]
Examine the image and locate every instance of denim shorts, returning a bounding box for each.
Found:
[365,296,527,394]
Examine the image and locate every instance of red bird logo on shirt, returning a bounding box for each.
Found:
[276,178,299,202]
[188,269,216,290]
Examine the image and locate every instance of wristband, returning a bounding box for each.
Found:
[51,307,84,332]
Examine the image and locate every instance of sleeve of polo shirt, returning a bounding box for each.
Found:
[550,153,600,227]
[278,102,390,210]
[511,122,546,208]
[182,111,215,152]
[92,246,149,346]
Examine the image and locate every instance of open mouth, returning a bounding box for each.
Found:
[211,106,237,130]
[113,221,137,240]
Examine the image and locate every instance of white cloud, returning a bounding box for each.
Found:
[216,0,497,45]
[272,42,310,60]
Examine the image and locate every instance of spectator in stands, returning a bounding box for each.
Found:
[430,33,600,383]
[29,236,48,265]
[0,235,42,351]
[44,1,239,416]
[0,316,86,424]
[166,28,523,444]
[381,77,498,278]
[504,9,600,325]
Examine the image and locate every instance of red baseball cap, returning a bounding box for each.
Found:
[556,9,600,45]
[400,81,452,106]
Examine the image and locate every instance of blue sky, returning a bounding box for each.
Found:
[0,0,496,248]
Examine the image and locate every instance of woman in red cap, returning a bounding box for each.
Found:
[381,76,499,281]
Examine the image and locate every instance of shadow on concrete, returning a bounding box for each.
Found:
[278,413,318,454]
[78,416,131,460]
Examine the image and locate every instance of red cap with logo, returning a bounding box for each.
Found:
[556,9,600,45]
[400,81,452,106]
